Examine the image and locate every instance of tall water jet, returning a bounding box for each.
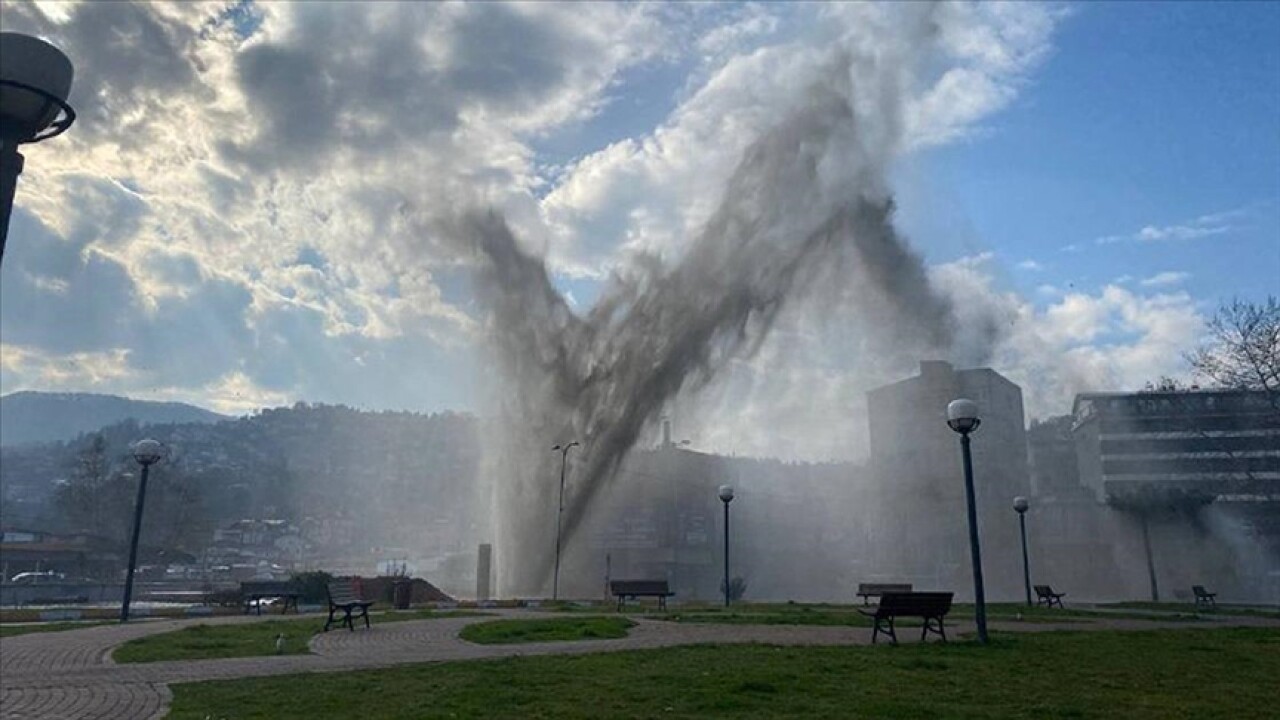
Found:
[454,40,973,594]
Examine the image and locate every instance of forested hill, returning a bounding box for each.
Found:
[0,391,228,447]
[0,403,483,554]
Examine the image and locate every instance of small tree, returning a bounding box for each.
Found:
[1107,484,1215,602]
[720,576,748,602]
[1187,296,1280,405]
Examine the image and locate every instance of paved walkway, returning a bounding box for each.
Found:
[2,610,1277,719]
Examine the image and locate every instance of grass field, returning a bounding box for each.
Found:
[0,621,113,638]
[113,618,316,663]
[651,602,1191,627]
[167,626,1280,719]
[1102,602,1280,619]
[112,609,488,663]
[459,616,635,645]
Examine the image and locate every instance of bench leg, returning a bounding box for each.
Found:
[324,606,337,632]
[921,616,946,643]
[871,616,896,645]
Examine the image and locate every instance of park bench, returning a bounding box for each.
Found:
[856,582,913,605]
[1034,584,1066,609]
[240,580,300,615]
[324,578,374,631]
[858,591,953,645]
[1192,585,1217,609]
[610,579,674,611]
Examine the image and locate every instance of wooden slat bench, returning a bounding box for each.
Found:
[1034,584,1066,609]
[240,580,300,615]
[610,579,674,611]
[858,591,953,645]
[1192,585,1217,609]
[856,582,913,605]
[324,578,373,631]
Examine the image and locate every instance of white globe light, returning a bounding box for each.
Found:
[946,398,981,434]
[131,438,166,465]
[1013,496,1030,513]
[718,484,734,502]
[0,33,75,142]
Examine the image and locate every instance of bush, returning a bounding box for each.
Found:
[720,577,748,602]
[289,571,334,603]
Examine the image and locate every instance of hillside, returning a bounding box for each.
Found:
[0,391,229,446]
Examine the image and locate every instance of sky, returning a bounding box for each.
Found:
[0,1,1276,459]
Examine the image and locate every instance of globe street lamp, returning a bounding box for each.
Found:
[718,484,734,607]
[551,441,579,601]
[121,439,166,622]
[0,32,77,266]
[946,398,988,644]
[1014,496,1032,608]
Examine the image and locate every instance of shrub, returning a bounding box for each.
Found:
[289,570,335,603]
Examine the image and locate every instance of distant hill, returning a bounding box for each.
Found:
[0,391,229,446]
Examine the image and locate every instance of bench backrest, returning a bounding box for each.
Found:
[876,591,953,616]
[610,579,670,596]
[327,578,366,605]
[1192,585,1210,596]
[240,580,295,595]
[1033,585,1057,597]
[858,583,913,595]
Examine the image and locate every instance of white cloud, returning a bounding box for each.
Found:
[930,257,1205,420]
[1140,271,1190,287]
[1016,259,1044,271]
[1094,208,1241,245]
[1,1,1075,432]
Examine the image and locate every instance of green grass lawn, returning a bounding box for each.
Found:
[113,618,317,663]
[459,616,635,645]
[167,626,1280,719]
[1103,602,1280,619]
[112,609,487,663]
[660,609,872,627]
[651,602,1190,627]
[0,620,114,638]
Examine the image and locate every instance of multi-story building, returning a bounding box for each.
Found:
[864,360,1031,599]
[1072,389,1280,501]
[1068,389,1280,601]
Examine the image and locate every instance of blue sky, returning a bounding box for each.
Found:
[912,1,1279,304]
[535,2,1279,326]
[0,2,1275,457]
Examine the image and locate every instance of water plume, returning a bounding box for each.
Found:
[454,53,963,594]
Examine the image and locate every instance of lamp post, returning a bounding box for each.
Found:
[1014,496,1032,608]
[0,32,77,266]
[946,398,988,644]
[718,484,734,607]
[551,441,579,600]
[121,439,165,623]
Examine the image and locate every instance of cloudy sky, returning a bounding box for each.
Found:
[1,1,1277,458]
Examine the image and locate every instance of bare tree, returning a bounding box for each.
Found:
[1188,296,1280,405]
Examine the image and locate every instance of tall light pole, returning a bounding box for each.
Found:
[718,484,734,607]
[0,32,77,266]
[1014,496,1032,608]
[551,441,579,600]
[946,399,988,644]
[121,439,166,623]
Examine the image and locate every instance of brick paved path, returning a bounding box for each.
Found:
[2,610,1277,719]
